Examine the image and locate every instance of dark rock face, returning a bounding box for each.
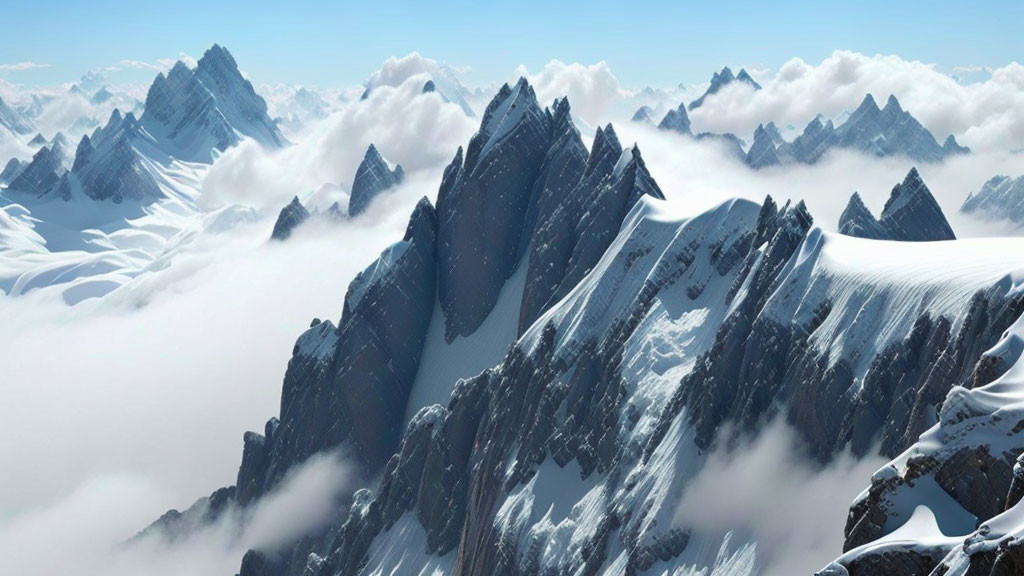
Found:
[348,144,405,217]
[435,78,553,340]
[689,66,761,110]
[8,139,67,195]
[819,545,950,576]
[54,111,163,202]
[745,123,782,168]
[962,174,1024,225]
[271,196,311,240]
[839,168,956,242]
[0,157,26,186]
[519,116,664,333]
[838,192,887,239]
[281,199,436,481]
[657,103,692,135]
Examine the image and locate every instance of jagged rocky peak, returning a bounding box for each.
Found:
[880,167,956,240]
[8,139,68,195]
[838,191,887,239]
[436,76,553,340]
[840,168,956,241]
[943,133,970,155]
[745,123,782,168]
[762,121,783,144]
[657,102,692,135]
[54,107,162,203]
[462,76,546,171]
[0,157,25,186]
[28,133,47,147]
[270,196,311,241]
[349,144,405,216]
[631,105,654,124]
[689,65,761,110]
[962,174,1024,224]
[736,68,762,89]
[141,43,285,162]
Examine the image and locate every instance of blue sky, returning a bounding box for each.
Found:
[1,0,1020,88]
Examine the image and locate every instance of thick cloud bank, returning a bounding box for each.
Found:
[686,51,1024,151]
[675,420,887,576]
[0,452,353,576]
[202,70,474,209]
[518,60,623,126]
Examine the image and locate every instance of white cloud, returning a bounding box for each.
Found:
[0,451,353,576]
[0,164,432,572]
[0,61,50,72]
[202,72,475,209]
[517,60,624,125]
[674,420,888,576]
[364,52,443,90]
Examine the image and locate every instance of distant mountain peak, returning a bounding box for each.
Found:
[657,103,692,135]
[883,94,903,113]
[840,168,955,241]
[631,105,654,125]
[140,43,285,163]
[350,144,405,216]
[270,196,311,241]
[689,65,761,110]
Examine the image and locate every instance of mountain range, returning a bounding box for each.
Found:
[636,67,969,168]
[3,45,1024,576]
[136,74,1024,576]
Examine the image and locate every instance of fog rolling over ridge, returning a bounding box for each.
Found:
[1,22,1024,576]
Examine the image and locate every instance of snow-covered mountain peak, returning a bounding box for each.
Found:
[140,44,285,162]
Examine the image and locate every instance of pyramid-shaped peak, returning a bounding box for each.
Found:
[199,44,238,69]
[903,166,923,186]
[857,94,880,112]
[884,94,903,112]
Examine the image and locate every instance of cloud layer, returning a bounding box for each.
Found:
[686,51,1024,152]
[202,70,474,209]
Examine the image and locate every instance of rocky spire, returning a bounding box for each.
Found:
[270,196,310,240]
[746,123,782,169]
[657,103,692,135]
[349,144,405,216]
[878,167,956,241]
[838,192,886,239]
[840,169,956,241]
